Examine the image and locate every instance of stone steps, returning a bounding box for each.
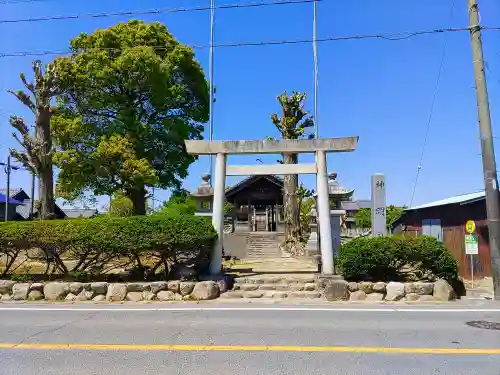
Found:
[221,276,321,299]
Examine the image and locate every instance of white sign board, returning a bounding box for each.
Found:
[465,234,479,255]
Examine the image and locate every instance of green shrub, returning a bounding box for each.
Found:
[0,214,217,279]
[337,235,458,282]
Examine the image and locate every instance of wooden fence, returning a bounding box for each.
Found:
[443,224,491,279]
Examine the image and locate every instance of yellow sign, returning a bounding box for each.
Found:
[465,220,476,234]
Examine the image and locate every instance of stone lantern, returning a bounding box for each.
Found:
[191,173,214,217]
[305,203,319,257]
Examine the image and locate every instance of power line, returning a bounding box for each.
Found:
[409,0,457,208]
[485,61,500,88]
[0,26,488,58]
[0,0,325,24]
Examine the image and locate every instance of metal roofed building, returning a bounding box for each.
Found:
[391,190,493,279]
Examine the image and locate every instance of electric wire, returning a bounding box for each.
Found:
[408,0,457,208]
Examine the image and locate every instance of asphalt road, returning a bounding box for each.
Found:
[1,303,500,375]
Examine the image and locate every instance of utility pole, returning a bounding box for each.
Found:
[4,156,11,222]
[30,172,35,218]
[468,0,500,300]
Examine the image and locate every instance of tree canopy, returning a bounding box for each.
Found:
[355,205,406,229]
[51,21,209,215]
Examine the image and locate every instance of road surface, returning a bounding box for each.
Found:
[1,303,500,374]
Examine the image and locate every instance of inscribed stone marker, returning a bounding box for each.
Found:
[371,173,387,236]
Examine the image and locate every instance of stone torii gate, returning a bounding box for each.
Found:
[185,137,359,276]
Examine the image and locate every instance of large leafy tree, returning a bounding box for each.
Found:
[355,205,406,230]
[270,91,314,248]
[8,60,59,219]
[51,21,209,215]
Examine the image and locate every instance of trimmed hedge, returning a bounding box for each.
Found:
[0,214,217,279]
[337,235,459,282]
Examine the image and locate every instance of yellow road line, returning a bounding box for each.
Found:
[0,343,499,355]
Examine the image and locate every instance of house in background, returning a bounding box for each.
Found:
[0,192,23,221]
[0,188,79,220]
[391,191,492,279]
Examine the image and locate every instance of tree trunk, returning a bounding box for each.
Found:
[37,110,55,219]
[282,153,300,248]
[128,187,147,215]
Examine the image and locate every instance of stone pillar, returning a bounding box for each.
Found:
[316,150,334,274]
[371,173,387,237]
[330,209,346,259]
[305,204,319,256]
[210,153,227,275]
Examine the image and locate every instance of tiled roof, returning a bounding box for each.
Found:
[0,188,24,198]
[63,208,99,218]
[0,193,23,205]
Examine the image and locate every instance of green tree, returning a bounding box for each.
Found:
[297,183,314,237]
[51,21,209,215]
[109,192,134,217]
[270,91,314,248]
[355,205,406,229]
[8,60,59,219]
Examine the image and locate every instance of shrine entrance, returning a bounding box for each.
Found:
[185,137,359,275]
[225,175,284,233]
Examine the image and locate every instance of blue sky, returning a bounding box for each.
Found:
[0,0,499,210]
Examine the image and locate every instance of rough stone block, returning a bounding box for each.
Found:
[30,283,44,291]
[90,282,108,295]
[179,282,196,296]
[1,294,12,301]
[414,282,434,295]
[358,282,373,294]
[76,291,88,301]
[304,283,317,291]
[349,290,367,301]
[43,282,69,301]
[234,278,247,284]
[0,280,16,295]
[372,282,386,293]
[68,282,84,295]
[192,281,219,300]
[143,291,156,301]
[92,294,106,302]
[323,280,349,301]
[288,291,306,298]
[385,282,405,301]
[65,293,77,302]
[157,291,176,301]
[404,283,416,294]
[240,284,259,291]
[418,295,435,302]
[242,291,263,298]
[127,283,149,292]
[27,290,44,301]
[366,293,384,302]
[126,292,143,302]
[167,281,180,293]
[405,293,420,301]
[347,282,358,292]
[433,280,455,301]
[289,284,305,292]
[149,281,168,294]
[275,284,290,291]
[258,284,276,291]
[106,283,127,302]
[219,291,243,299]
[304,291,321,299]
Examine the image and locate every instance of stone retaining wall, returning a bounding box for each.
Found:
[0,278,458,303]
[323,279,457,302]
[0,279,229,302]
